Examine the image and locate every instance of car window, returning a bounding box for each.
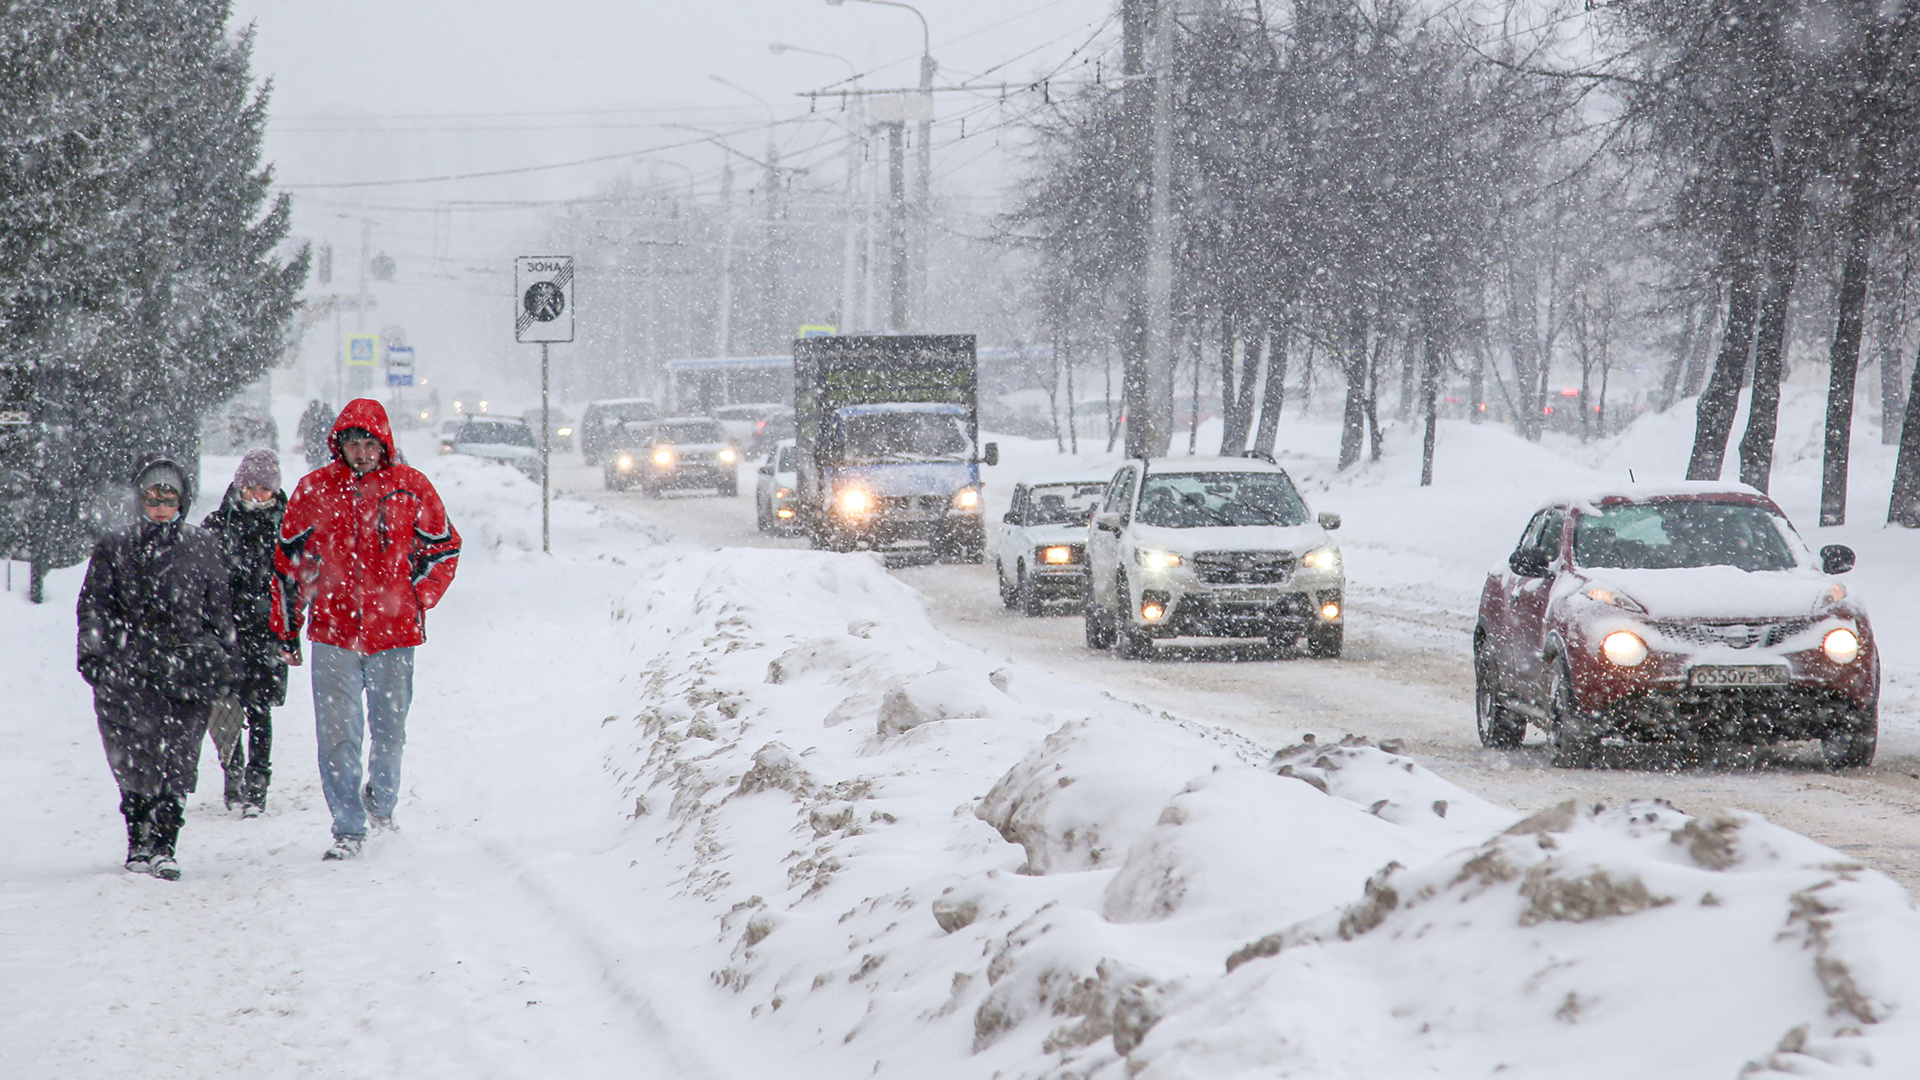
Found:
[1024,482,1104,526]
[1134,471,1309,528]
[1573,501,1796,572]
[1102,469,1136,516]
[653,421,724,444]
[1515,510,1548,553]
[776,445,798,471]
[459,421,534,447]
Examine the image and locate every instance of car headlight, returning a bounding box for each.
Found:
[1585,587,1648,613]
[615,455,634,470]
[1601,630,1649,667]
[719,448,738,464]
[1041,545,1074,566]
[652,448,674,466]
[1823,627,1860,665]
[1135,549,1183,571]
[1816,583,1847,611]
[1302,546,1340,572]
[953,487,981,511]
[774,486,793,499]
[557,427,572,437]
[837,487,875,515]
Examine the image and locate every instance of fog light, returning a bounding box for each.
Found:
[1319,602,1341,622]
[1042,545,1073,565]
[1601,630,1649,667]
[775,507,794,519]
[1141,601,1167,622]
[615,455,634,471]
[1823,627,1860,665]
[652,448,674,466]
[719,448,738,464]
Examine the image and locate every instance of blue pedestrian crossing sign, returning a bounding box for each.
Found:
[345,334,378,366]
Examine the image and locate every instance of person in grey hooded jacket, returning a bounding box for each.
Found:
[77,456,236,880]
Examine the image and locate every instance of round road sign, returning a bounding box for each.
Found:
[524,281,566,322]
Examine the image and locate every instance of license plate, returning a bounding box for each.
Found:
[1689,665,1789,688]
[1214,588,1279,604]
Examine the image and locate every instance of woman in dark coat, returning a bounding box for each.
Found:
[76,456,236,880]
[200,448,296,814]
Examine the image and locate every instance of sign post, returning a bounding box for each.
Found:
[515,255,574,554]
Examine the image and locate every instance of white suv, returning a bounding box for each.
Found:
[1083,456,1344,658]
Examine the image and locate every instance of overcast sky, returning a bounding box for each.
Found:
[230,0,1115,396]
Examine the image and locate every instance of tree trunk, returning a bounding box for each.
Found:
[1505,260,1542,440]
[1738,171,1808,493]
[1890,336,1920,524]
[1338,308,1369,469]
[1419,298,1443,486]
[1365,328,1386,463]
[1120,0,1154,460]
[1254,322,1290,455]
[1188,326,1202,453]
[1877,248,1911,446]
[1218,309,1247,455]
[1235,320,1261,450]
[1820,187,1873,525]
[1469,331,1486,424]
[1657,297,1699,413]
[1687,217,1763,480]
[1682,284,1719,399]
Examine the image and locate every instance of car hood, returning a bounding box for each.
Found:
[460,443,537,460]
[1571,565,1842,620]
[625,441,730,454]
[1019,523,1090,545]
[831,461,974,496]
[1127,521,1331,556]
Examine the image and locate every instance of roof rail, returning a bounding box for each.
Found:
[1240,449,1277,465]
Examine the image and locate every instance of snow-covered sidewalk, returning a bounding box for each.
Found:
[9,444,1920,1079]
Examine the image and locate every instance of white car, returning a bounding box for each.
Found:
[1083,455,1344,658]
[996,476,1108,615]
[448,416,544,484]
[755,439,801,533]
[712,402,788,450]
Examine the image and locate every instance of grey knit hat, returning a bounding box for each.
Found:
[234,447,280,490]
[136,461,187,496]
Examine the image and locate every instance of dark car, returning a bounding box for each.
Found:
[521,406,576,453]
[604,417,739,496]
[581,398,659,465]
[1474,485,1878,769]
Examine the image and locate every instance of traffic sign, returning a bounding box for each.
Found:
[798,324,837,338]
[345,334,378,366]
[386,344,415,387]
[515,255,574,343]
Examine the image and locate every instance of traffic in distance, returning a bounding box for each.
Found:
[433,334,1877,771]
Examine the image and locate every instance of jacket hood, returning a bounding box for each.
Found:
[329,398,396,467]
[131,453,196,513]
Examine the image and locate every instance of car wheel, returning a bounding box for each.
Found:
[755,499,770,532]
[1305,623,1343,659]
[1083,587,1116,650]
[1017,564,1045,617]
[1473,640,1526,750]
[719,479,738,498]
[1821,709,1878,769]
[641,480,660,499]
[1112,573,1152,659]
[998,560,1018,609]
[1547,659,1600,768]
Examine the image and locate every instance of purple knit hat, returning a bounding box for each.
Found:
[234,448,280,491]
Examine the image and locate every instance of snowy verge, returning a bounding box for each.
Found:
[569,538,1920,1079]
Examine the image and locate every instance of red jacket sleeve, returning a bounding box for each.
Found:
[408,475,460,610]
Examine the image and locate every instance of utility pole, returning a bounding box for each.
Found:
[886,120,908,332]
[1121,0,1155,458]
[716,161,736,356]
[765,143,784,350]
[916,52,934,330]
[1146,0,1176,456]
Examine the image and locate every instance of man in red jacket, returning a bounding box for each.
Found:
[273,399,460,860]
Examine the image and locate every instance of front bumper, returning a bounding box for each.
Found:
[1593,685,1871,744]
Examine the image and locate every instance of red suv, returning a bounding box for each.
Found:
[1474,486,1877,768]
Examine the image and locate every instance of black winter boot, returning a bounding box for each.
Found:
[120,792,154,874]
[147,797,185,881]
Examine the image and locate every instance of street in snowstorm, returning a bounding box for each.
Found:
[14,0,1920,1078]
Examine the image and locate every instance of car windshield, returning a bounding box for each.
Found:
[838,411,970,461]
[598,402,655,423]
[775,445,798,472]
[1135,471,1309,528]
[1573,500,1798,572]
[459,421,534,447]
[653,421,724,444]
[1026,483,1104,525]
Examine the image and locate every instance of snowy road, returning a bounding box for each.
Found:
[557,457,1920,894]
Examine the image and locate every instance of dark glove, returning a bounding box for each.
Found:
[78,655,105,687]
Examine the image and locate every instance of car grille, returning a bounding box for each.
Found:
[1647,618,1816,650]
[1192,550,1297,585]
[880,494,949,514]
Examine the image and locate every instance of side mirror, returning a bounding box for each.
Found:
[982,442,1000,467]
[1002,511,1019,525]
[1821,544,1856,575]
[1318,511,1342,531]
[1094,512,1122,534]
[1508,548,1552,578]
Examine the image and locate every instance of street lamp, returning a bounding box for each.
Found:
[770,43,868,333]
[824,0,933,330]
[768,41,859,80]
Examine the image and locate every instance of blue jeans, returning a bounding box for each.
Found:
[311,642,415,840]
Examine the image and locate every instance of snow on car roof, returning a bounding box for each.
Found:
[836,402,967,416]
[1141,455,1290,474]
[1544,480,1776,511]
[1016,474,1112,489]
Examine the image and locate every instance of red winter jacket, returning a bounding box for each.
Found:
[272,399,460,654]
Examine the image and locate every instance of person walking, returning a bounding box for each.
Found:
[77,456,237,880]
[296,399,335,471]
[272,399,460,861]
[201,448,294,816]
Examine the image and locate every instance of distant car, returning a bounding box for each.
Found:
[447,416,543,484]
[754,439,801,533]
[450,390,490,416]
[712,402,789,450]
[996,477,1107,615]
[521,406,576,453]
[1083,455,1344,659]
[604,417,739,496]
[1475,485,1879,769]
[748,408,795,456]
[581,398,659,466]
[438,419,463,455]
